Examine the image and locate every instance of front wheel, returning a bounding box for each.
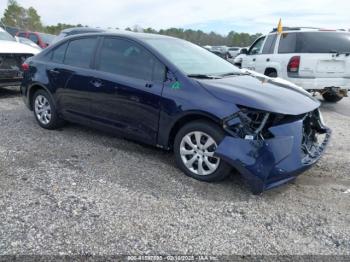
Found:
[322,91,343,102]
[174,121,231,182]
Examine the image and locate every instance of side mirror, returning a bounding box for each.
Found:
[240,48,248,55]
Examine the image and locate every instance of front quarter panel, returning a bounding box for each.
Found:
[157,72,239,147]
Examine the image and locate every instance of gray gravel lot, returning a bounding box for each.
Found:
[0,87,349,256]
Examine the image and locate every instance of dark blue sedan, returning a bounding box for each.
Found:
[20,31,331,194]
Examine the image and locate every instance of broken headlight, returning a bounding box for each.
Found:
[223,107,272,140]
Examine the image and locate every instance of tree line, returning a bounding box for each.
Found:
[1,0,262,47]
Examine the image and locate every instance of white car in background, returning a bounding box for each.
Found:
[227,47,246,64]
[0,28,40,88]
[237,27,350,102]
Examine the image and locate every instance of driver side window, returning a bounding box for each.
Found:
[248,37,266,55]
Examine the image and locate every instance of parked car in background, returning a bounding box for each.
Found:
[208,46,230,60]
[16,31,55,48]
[237,27,350,102]
[15,36,42,50]
[51,27,105,44]
[227,47,242,58]
[210,50,229,59]
[0,28,40,88]
[227,47,246,64]
[21,31,330,194]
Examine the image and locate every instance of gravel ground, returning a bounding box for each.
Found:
[0,87,349,256]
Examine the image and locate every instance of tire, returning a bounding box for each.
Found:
[322,91,343,103]
[32,89,64,129]
[174,120,231,182]
[266,71,277,78]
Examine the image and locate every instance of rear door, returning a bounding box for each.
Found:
[90,37,166,144]
[46,41,73,94]
[278,32,350,78]
[57,37,99,123]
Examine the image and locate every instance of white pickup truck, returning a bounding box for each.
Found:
[235,27,350,102]
[0,27,40,88]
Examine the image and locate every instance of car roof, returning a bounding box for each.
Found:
[61,27,105,33]
[64,30,178,41]
[269,27,349,34]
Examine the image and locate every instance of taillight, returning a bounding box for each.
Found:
[21,63,29,71]
[287,56,300,73]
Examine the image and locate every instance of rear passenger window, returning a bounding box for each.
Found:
[97,37,165,81]
[51,42,68,63]
[278,33,297,53]
[262,34,277,54]
[64,38,97,68]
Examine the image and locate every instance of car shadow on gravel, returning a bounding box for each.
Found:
[58,123,258,200]
[0,87,20,99]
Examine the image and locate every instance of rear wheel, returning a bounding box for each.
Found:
[174,121,231,182]
[32,89,64,129]
[322,91,343,102]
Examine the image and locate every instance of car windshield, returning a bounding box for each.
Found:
[38,33,55,44]
[0,29,15,41]
[144,38,241,76]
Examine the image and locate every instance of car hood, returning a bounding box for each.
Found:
[197,71,320,115]
[0,40,41,55]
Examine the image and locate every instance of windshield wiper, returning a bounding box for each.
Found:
[219,72,246,77]
[187,74,222,79]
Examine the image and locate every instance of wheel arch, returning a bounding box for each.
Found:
[264,67,278,77]
[165,111,223,150]
[28,83,54,110]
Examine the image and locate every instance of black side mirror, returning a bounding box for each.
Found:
[240,48,248,54]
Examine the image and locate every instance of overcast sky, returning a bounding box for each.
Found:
[1,0,349,34]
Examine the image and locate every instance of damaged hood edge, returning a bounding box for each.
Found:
[197,72,320,115]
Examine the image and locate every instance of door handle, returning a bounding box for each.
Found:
[90,79,103,88]
[266,58,270,62]
[252,58,256,62]
[145,83,153,88]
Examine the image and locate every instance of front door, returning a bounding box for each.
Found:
[242,36,266,72]
[89,37,166,144]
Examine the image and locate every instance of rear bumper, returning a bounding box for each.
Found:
[287,76,350,91]
[215,119,331,194]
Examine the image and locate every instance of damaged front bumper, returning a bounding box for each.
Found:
[215,115,331,194]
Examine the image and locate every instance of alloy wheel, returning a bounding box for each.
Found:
[179,131,220,176]
[34,95,52,125]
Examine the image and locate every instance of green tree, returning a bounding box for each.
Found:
[1,0,43,31]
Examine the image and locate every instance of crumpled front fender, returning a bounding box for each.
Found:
[215,120,330,194]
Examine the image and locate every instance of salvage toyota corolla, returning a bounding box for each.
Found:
[20,31,331,194]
